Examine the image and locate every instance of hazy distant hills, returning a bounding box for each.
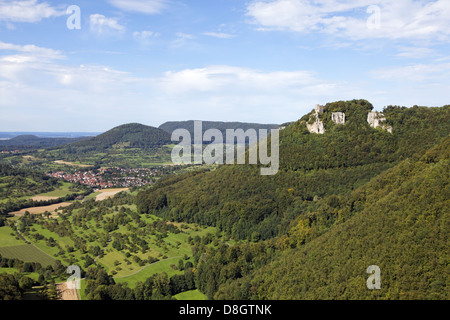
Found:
[0,134,90,149]
[1,121,283,151]
[0,132,99,140]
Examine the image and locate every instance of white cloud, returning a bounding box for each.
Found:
[170,32,196,48]
[0,41,148,130]
[107,0,168,14]
[202,32,235,39]
[0,0,63,22]
[396,46,436,59]
[133,30,161,46]
[1,40,447,131]
[246,0,450,41]
[159,65,320,93]
[0,42,355,130]
[89,14,125,35]
[175,32,194,39]
[0,41,64,60]
[133,30,160,39]
[154,65,356,123]
[371,62,450,82]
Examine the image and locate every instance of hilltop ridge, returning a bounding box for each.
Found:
[60,123,172,153]
[0,134,90,149]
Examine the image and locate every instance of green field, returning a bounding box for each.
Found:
[174,290,207,300]
[0,172,221,300]
[114,256,186,288]
[4,196,221,289]
[0,225,27,247]
[34,182,74,198]
[94,215,217,278]
[41,146,175,169]
[0,244,57,267]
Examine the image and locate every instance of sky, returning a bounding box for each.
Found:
[0,0,449,132]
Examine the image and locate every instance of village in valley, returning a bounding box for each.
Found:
[46,167,163,189]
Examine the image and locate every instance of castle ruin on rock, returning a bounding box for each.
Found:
[306,104,326,134]
[306,104,393,134]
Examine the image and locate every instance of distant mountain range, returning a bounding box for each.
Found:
[0,120,282,150]
[0,132,99,140]
[0,134,91,149]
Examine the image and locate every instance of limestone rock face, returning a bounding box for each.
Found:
[305,105,393,135]
[307,117,325,134]
[331,112,346,125]
[367,112,393,133]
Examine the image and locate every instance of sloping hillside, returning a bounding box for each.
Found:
[137,101,449,241]
[246,137,449,299]
[136,100,449,299]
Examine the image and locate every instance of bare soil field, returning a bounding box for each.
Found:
[54,160,91,168]
[95,188,129,201]
[11,202,72,216]
[30,196,59,201]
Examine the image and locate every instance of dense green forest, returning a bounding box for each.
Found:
[244,137,449,300]
[1,100,448,300]
[208,137,449,300]
[135,100,449,299]
[138,101,449,241]
[159,120,281,143]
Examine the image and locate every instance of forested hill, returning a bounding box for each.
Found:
[136,100,449,299]
[137,100,449,240]
[214,136,450,300]
[159,120,281,142]
[59,123,172,153]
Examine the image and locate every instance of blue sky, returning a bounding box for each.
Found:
[0,0,449,132]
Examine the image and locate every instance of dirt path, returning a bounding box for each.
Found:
[30,196,59,201]
[94,232,112,265]
[54,160,91,168]
[56,281,79,300]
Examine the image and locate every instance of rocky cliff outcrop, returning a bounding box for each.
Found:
[367,112,393,133]
[331,112,346,125]
[306,104,393,134]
